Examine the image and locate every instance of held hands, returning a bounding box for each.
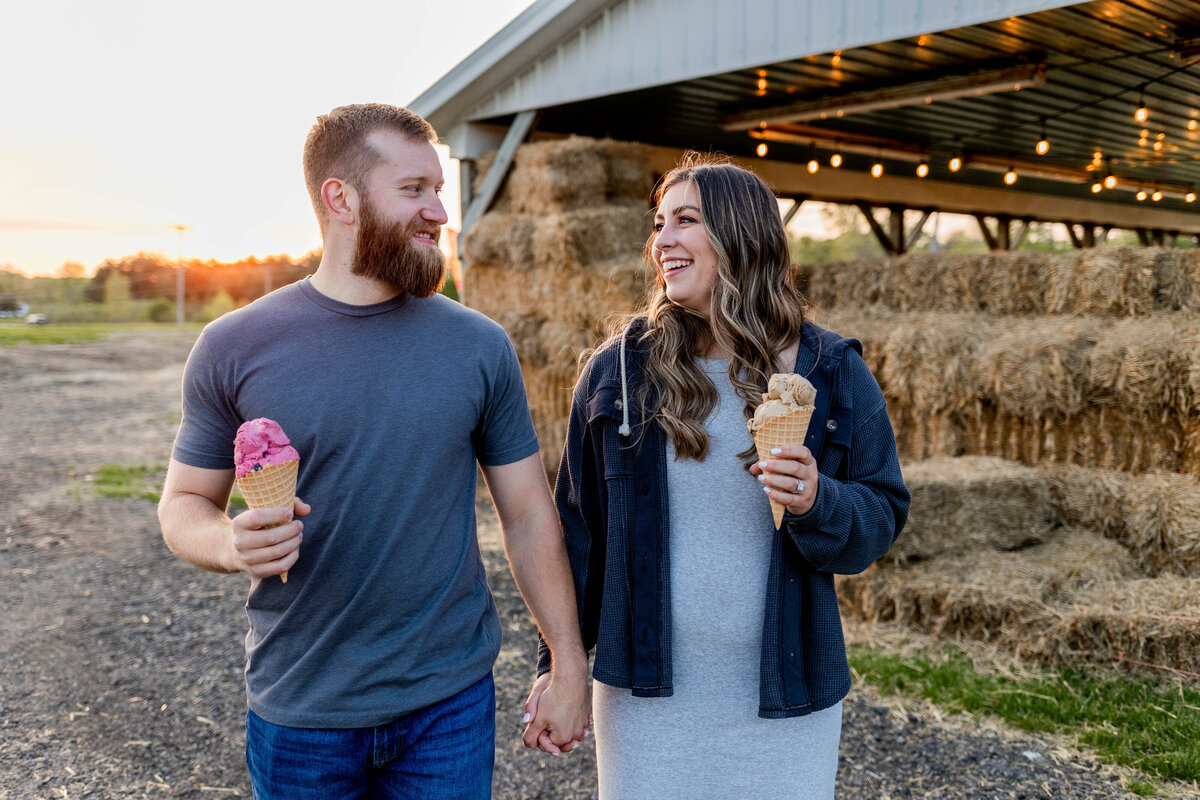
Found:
[750,444,818,517]
[230,498,311,579]
[522,666,592,755]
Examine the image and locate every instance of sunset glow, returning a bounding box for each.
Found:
[1,0,535,276]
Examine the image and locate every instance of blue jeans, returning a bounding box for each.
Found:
[245,673,495,800]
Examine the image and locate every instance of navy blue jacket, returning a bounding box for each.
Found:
[539,318,909,718]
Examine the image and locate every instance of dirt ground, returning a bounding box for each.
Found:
[0,328,1165,798]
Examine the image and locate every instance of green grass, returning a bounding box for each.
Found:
[0,320,201,346]
[849,644,1200,789]
[92,464,167,502]
[92,462,246,513]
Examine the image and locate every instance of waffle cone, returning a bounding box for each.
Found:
[236,458,299,582]
[753,407,814,528]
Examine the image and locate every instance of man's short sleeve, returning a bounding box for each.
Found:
[472,333,539,467]
[171,332,243,470]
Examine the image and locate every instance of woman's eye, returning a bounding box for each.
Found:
[678,215,696,224]
[652,222,664,232]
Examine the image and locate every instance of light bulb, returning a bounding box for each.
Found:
[1004,169,1017,185]
[755,143,768,158]
[949,155,962,172]
[871,161,884,178]
[1135,101,1148,123]
[830,152,842,168]
[1187,192,1197,203]
[1036,139,1049,155]
[1137,189,1148,201]
[1091,182,1103,193]
[916,162,929,178]
[1152,190,1163,201]
[1104,175,1117,190]
[807,159,819,174]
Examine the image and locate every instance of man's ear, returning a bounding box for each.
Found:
[321,178,358,226]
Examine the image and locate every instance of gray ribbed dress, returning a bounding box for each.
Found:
[593,357,842,800]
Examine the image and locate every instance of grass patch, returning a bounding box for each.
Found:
[849,643,1200,788]
[92,462,248,514]
[92,464,167,502]
[0,321,200,347]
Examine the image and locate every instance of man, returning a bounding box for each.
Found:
[158,103,588,799]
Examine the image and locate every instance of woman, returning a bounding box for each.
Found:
[525,156,909,798]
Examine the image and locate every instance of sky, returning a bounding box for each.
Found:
[1,0,539,276]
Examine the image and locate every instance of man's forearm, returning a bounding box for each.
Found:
[503,512,588,675]
[158,491,239,574]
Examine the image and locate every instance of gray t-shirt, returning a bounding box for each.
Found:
[172,278,539,728]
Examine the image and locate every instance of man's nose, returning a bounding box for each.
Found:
[423,195,449,226]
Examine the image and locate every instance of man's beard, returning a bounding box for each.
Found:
[351,199,446,298]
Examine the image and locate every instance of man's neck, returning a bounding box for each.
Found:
[308,258,400,306]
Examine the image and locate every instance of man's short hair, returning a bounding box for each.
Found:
[303,103,437,226]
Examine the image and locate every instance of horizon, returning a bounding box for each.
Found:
[1,0,536,278]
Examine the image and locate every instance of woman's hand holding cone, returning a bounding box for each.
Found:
[750,444,818,520]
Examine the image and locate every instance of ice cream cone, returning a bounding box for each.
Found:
[753,408,814,529]
[236,458,299,582]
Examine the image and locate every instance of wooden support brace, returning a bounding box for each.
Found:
[1082,225,1096,248]
[855,201,899,255]
[1065,223,1083,249]
[461,110,539,236]
[1013,218,1031,249]
[782,195,808,227]
[975,214,999,251]
[903,209,934,252]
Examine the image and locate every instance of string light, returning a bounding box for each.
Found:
[871,160,884,178]
[807,158,819,174]
[1091,181,1103,193]
[1187,190,1197,203]
[916,161,929,178]
[1004,166,1018,185]
[1103,159,1116,189]
[1035,116,1049,155]
[1137,188,1148,201]
[755,142,768,157]
[1152,189,1163,201]
[1135,87,1148,123]
[830,151,843,168]
[948,153,962,172]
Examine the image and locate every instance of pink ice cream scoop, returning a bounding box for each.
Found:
[234,418,300,479]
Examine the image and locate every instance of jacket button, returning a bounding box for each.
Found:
[825,419,838,432]
[615,399,624,409]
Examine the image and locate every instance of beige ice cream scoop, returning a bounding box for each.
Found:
[748,373,817,529]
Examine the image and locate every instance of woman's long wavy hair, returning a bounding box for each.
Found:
[620,154,808,465]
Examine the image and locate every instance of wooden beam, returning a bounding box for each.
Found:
[782,195,808,226]
[1082,225,1096,248]
[996,214,1012,250]
[975,214,999,251]
[856,202,898,255]
[462,110,538,236]
[648,146,1200,235]
[888,205,905,254]
[904,209,934,252]
[1065,223,1083,249]
[1013,219,1031,249]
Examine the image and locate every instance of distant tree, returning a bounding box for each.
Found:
[201,290,238,322]
[0,294,19,313]
[104,270,133,321]
[57,262,87,279]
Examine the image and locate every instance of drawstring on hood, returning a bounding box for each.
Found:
[618,322,632,437]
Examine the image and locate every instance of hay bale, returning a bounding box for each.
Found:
[877,311,986,415]
[1087,314,1197,416]
[973,317,1101,418]
[1044,575,1200,674]
[838,531,1138,646]
[506,137,653,215]
[891,457,1055,562]
[1051,466,1200,577]
[461,213,535,270]
[531,206,649,274]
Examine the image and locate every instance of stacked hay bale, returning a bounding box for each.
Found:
[462,137,653,474]
[818,246,1200,674]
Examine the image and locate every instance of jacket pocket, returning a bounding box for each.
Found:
[818,402,854,478]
